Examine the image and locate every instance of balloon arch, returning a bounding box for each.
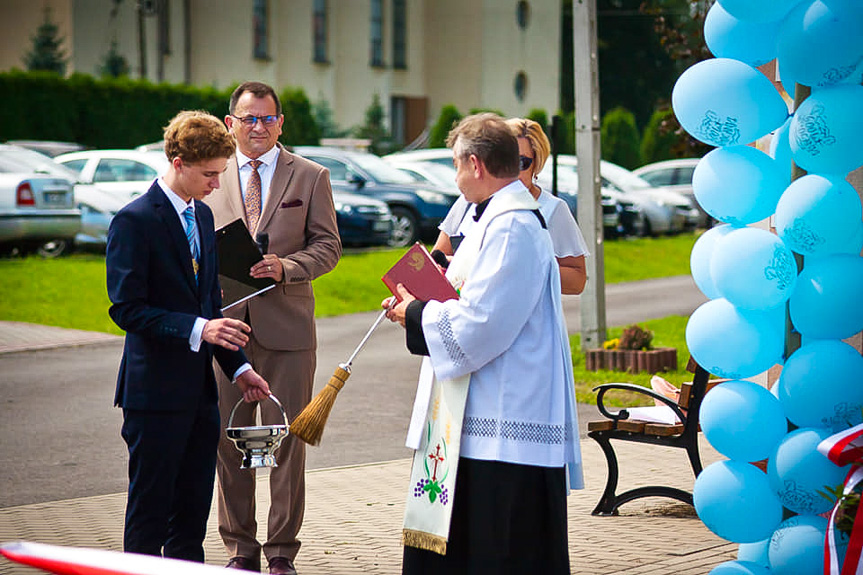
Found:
[671,0,863,573]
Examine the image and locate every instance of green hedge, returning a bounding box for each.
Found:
[0,71,319,149]
[601,106,641,170]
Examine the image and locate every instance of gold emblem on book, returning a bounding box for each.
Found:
[408,252,424,271]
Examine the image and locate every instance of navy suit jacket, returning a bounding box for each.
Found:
[106,182,247,411]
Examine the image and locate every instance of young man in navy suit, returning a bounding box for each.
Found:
[106,111,271,562]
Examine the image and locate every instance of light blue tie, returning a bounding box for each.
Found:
[183,206,199,280]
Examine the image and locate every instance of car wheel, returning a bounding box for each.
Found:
[388,207,418,248]
[37,239,72,258]
[640,217,654,237]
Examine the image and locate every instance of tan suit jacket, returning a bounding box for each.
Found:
[205,144,341,351]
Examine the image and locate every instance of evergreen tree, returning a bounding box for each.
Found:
[354,94,392,155]
[280,87,321,146]
[428,105,462,149]
[23,7,67,75]
[526,109,549,140]
[99,40,130,78]
[601,107,641,170]
[640,107,678,164]
[312,96,348,138]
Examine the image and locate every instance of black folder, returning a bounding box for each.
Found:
[215,218,275,309]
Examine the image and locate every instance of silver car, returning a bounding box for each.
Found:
[0,145,81,257]
[633,158,709,227]
[56,149,169,205]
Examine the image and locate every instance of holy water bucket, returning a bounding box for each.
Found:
[225,393,289,469]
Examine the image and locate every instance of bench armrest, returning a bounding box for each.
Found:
[591,383,688,425]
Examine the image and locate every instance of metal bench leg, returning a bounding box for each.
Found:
[590,433,621,516]
[685,441,703,478]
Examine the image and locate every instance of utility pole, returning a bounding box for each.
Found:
[573,0,606,350]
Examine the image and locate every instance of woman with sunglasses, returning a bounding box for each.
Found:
[432,117,588,294]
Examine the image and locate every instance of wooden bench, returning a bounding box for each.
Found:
[586,362,717,516]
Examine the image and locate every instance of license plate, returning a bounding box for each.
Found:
[43,192,67,205]
[373,220,390,231]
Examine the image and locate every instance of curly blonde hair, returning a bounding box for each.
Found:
[505,118,551,180]
[163,110,236,164]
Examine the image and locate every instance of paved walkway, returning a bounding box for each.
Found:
[0,321,736,574]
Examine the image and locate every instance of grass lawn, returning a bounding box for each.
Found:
[0,233,700,406]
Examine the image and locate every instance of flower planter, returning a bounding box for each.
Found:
[585,347,678,374]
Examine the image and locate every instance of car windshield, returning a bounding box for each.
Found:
[0,147,80,180]
[349,153,418,184]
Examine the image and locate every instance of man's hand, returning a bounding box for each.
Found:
[235,369,271,403]
[250,253,284,283]
[202,318,251,351]
[383,284,417,328]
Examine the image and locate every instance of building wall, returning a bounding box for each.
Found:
[0,0,561,145]
[0,0,73,73]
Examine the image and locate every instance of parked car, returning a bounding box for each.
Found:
[536,160,631,236]
[292,146,459,247]
[73,184,127,250]
[55,150,170,205]
[383,159,460,194]
[5,140,89,158]
[633,158,709,227]
[0,144,81,257]
[332,189,393,247]
[384,148,626,237]
[556,156,699,236]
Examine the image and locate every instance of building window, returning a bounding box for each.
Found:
[370,0,384,67]
[253,0,269,60]
[514,71,528,102]
[516,1,531,30]
[313,0,328,63]
[393,0,407,69]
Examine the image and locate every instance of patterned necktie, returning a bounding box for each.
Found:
[245,159,264,232]
[183,205,199,280]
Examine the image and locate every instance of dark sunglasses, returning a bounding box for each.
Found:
[230,114,280,127]
[519,155,534,171]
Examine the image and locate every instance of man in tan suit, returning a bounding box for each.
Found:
[205,81,341,575]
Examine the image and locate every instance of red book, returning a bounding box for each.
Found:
[382,242,459,303]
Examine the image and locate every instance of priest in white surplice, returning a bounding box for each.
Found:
[384,113,584,575]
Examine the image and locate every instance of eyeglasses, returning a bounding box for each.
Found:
[519,155,534,171]
[230,114,280,127]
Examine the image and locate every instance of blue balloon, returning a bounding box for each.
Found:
[738,540,770,567]
[686,299,784,380]
[705,3,781,67]
[790,84,863,175]
[769,117,794,188]
[820,0,863,21]
[717,0,807,22]
[776,175,863,257]
[701,380,787,462]
[789,254,863,340]
[709,561,771,575]
[711,227,798,310]
[692,146,787,226]
[768,515,829,575]
[672,59,789,147]
[690,224,738,299]
[778,339,863,430]
[767,427,850,515]
[694,460,783,543]
[777,0,863,88]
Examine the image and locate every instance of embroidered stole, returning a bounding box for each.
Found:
[402,188,540,555]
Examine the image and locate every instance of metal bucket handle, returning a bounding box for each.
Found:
[227,393,288,429]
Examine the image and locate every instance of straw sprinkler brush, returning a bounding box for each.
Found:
[290,307,390,445]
